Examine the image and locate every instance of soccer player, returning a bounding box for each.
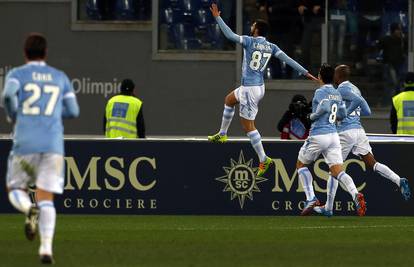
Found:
[208,3,317,176]
[297,64,367,216]
[315,65,411,217]
[1,33,79,264]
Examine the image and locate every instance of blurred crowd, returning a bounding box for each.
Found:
[244,0,408,107]
[84,0,151,21]
[81,0,410,108]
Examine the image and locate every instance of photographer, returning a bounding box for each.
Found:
[277,94,312,139]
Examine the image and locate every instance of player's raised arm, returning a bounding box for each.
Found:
[210,3,241,44]
[273,49,317,81]
[1,71,20,122]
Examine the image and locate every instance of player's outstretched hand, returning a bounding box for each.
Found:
[210,3,221,18]
[306,73,318,81]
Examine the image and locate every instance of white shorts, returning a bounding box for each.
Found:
[234,85,265,120]
[298,133,343,167]
[339,128,372,159]
[6,153,65,194]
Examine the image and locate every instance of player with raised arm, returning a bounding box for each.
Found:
[208,3,317,176]
[296,64,367,216]
[1,33,80,264]
[314,65,411,217]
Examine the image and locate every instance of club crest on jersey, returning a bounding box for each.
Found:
[215,151,267,209]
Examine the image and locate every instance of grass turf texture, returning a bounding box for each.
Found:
[0,215,413,267]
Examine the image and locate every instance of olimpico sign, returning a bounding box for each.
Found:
[0,64,121,100]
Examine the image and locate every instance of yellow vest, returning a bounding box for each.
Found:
[392,91,414,135]
[105,95,142,138]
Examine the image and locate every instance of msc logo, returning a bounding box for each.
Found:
[216,151,267,209]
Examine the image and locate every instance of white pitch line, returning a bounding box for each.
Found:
[171,225,414,231]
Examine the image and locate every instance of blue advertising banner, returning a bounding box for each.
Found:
[0,138,413,216]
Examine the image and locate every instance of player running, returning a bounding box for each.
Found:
[208,3,317,176]
[315,64,411,217]
[1,33,80,264]
[297,64,367,216]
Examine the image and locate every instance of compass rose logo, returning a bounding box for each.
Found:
[216,151,267,209]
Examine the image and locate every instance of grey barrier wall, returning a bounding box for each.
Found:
[0,1,391,136]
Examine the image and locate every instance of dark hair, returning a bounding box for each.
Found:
[254,19,269,37]
[390,22,401,34]
[319,63,335,84]
[120,79,135,94]
[335,64,351,81]
[24,33,47,60]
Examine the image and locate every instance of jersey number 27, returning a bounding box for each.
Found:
[23,83,60,116]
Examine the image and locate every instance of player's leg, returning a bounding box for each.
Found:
[325,133,366,216]
[208,90,238,143]
[35,154,64,264]
[362,152,411,200]
[322,132,353,214]
[297,138,321,215]
[36,189,55,264]
[240,117,272,176]
[330,164,366,216]
[237,85,271,176]
[355,129,411,200]
[6,154,40,240]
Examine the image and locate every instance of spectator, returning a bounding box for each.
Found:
[104,79,146,138]
[277,94,312,139]
[258,0,302,78]
[244,0,268,35]
[328,0,348,63]
[378,22,407,106]
[390,72,414,135]
[355,0,384,70]
[298,0,325,72]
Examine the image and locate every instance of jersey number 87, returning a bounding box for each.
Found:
[249,51,272,71]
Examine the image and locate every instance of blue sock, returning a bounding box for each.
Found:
[298,167,315,201]
[247,130,267,162]
[219,105,235,135]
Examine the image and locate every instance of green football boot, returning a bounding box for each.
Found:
[257,157,273,177]
[208,133,228,143]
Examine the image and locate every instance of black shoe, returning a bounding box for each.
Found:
[25,205,39,241]
[40,255,55,264]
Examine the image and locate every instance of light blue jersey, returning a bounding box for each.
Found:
[1,61,79,155]
[336,81,371,132]
[309,84,346,136]
[215,16,309,86]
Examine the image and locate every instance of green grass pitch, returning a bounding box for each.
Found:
[0,215,413,267]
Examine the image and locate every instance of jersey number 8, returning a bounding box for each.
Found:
[23,83,60,116]
[329,103,338,124]
[249,51,272,71]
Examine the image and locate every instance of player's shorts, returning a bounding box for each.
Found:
[234,84,265,120]
[339,128,372,159]
[298,132,343,167]
[6,153,64,194]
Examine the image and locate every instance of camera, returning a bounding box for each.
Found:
[289,100,310,118]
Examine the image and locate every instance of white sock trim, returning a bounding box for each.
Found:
[8,190,32,215]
